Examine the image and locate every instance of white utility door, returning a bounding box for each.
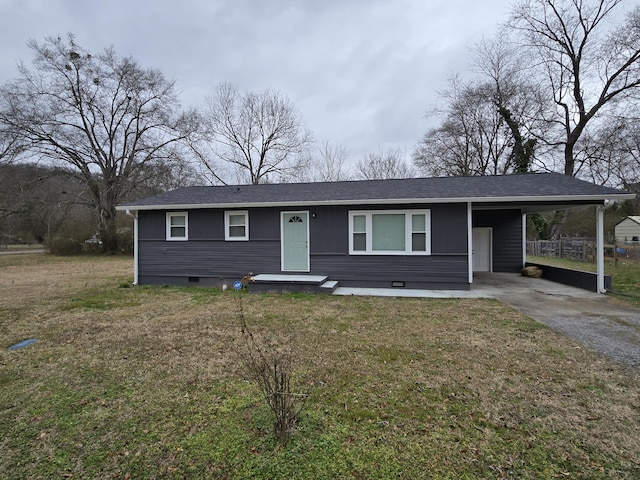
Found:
[472,227,492,272]
[281,212,310,272]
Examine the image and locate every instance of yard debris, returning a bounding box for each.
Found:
[521,266,543,278]
[241,273,255,288]
[7,338,36,350]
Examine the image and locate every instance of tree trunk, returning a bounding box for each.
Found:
[552,136,580,238]
[99,207,119,254]
[564,139,576,177]
[548,210,567,240]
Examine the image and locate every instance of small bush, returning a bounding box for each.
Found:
[116,232,133,254]
[47,237,83,255]
[234,296,308,444]
[46,221,95,256]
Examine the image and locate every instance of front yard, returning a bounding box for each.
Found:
[1,255,639,479]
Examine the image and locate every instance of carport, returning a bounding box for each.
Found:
[469,190,635,294]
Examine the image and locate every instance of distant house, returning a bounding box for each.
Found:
[615,216,640,243]
[116,173,634,291]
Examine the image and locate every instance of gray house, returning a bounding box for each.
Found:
[116,173,634,292]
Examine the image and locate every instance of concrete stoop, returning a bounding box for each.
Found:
[250,274,339,294]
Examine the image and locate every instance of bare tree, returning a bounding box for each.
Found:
[202,83,313,185]
[508,0,640,177]
[293,141,352,182]
[0,125,24,165]
[473,35,556,172]
[0,34,199,252]
[583,111,640,187]
[413,33,556,179]
[357,146,414,180]
[0,164,86,244]
[413,76,513,177]
[314,141,351,181]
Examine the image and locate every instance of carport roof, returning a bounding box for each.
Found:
[117,172,635,212]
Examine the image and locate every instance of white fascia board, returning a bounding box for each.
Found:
[115,193,635,212]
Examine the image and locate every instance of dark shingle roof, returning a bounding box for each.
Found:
[117,173,634,211]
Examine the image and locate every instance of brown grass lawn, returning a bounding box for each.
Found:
[1,254,639,479]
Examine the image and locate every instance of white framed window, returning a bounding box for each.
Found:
[166,212,188,241]
[349,210,431,255]
[225,210,249,241]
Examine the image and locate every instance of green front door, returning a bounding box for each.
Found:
[282,212,309,271]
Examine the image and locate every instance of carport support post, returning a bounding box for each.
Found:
[522,213,527,267]
[467,202,473,284]
[597,205,605,294]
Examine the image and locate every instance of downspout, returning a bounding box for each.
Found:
[126,209,139,285]
[522,213,527,268]
[467,202,473,285]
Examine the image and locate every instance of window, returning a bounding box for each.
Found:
[349,210,431,255]
[352,214,367,251]
[166,212,188,241]
[411,213,427,252]
[225,210,249,241]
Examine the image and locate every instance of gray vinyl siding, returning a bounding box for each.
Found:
[311,254,468,289]
[473,209,523,273]
[431,204,468,254]
[137,203,471,289]
[138,241,280,286]
[190,209,224,239]
[307,206,348,254]
[138,210,166,240]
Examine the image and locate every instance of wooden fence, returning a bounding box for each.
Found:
[527,238,640,262]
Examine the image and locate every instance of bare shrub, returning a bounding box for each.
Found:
[234,296,308,444]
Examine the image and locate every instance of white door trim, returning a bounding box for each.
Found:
[280,211,310,272]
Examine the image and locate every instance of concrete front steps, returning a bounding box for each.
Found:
[250,274,339,294]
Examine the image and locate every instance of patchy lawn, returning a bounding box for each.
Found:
[1,255,639,479]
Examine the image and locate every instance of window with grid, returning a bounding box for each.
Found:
[225,211,249,241]
[166,212,188,241]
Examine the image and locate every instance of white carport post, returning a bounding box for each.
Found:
[126,209,139,285]
[468,202,473,284]
[596,204,606,294]
[522,213,527,267]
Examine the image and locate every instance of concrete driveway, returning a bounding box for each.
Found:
[476,273,640,370]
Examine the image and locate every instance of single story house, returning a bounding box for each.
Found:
[116,173,634,293]
[615,216,640,243]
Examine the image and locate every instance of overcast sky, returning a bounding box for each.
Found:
[0,0,511,164]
